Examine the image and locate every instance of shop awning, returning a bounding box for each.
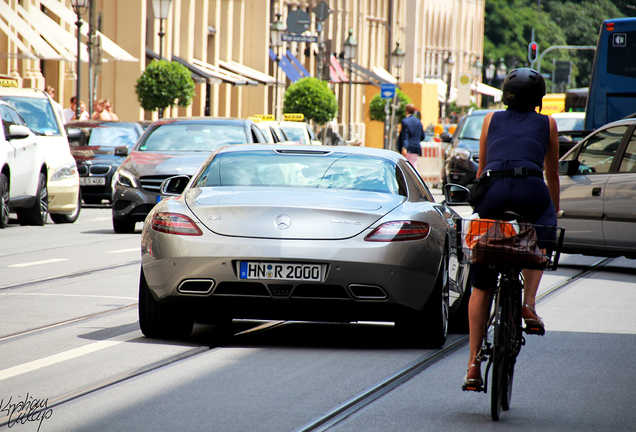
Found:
[371,66,397,84]
[269,48,301,82]
[0,2,70,60]
[192,59,258,86]
[285,50,310,78]
[472,82,502,102]
[218,59,276,85]
[350,62,391,86]
[171,54,222,85]
[329,54,348,83]
[39,0,138,62]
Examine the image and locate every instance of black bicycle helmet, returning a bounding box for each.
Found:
[501,68,546,112]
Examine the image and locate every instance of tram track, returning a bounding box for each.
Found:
[0,257,615,430]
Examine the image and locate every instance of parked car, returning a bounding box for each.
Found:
[66,120,144,205]
[111,117,268,233]
[277,116,322,145]
[0,100,48,227]
[443,109,502,187]
[254,120,288,143]
[138,144,470,346]
[558,118,636,258]
[0,86,80,223]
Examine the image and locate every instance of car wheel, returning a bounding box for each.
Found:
[0,173,9,228]
[17,172,48,226]
[113,217,136,233]
[138,269,194,339]
[396,248,450,348]
[51,190,82,224]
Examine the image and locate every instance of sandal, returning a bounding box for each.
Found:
[522,304,545,336]
[462,363,483,392]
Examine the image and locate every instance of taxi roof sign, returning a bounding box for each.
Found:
[283,113,304,122]
[0,76,18,88]
[254,114,276,121]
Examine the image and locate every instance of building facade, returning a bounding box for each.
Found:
[0,0,485,146]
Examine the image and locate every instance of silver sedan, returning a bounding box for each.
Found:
[139,144,470,347]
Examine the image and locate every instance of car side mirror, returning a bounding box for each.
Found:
[443,183,470,205]
[439,132,452,143]
[114,145,129,156]
[559,160,580,176]
[7,124,31,140]
[160,175,191,196]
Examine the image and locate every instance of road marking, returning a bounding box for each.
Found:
[0,332,139,381]
[8,259,68,268]
[106,248,139,254]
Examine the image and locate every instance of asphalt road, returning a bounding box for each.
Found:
[1,198,635,432]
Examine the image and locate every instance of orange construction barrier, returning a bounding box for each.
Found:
[416,141,444,187]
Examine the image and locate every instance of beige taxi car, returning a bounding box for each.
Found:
[0,79,80,223]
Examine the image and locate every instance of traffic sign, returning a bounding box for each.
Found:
[313,1,331,22]
[380,83,396,99]
[282,34,318,43]
[287,10,311,35]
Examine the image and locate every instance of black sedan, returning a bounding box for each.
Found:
[66,120,144,205]
[111,117,268,233]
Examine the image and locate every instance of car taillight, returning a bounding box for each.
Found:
[151,212,203,236]
[364,221,430,242]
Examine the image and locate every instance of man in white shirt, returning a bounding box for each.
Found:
[62,96,78,124]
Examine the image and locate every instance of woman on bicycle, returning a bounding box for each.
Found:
[463,68,560,390]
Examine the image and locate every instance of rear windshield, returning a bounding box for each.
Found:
[192,150,402,195]
[279,126,308,144]
[138,123,248,152]
[0,95,61,136]
[86,125,141,148]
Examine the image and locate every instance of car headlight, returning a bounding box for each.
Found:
[112,169,139,189]
[451,148,471,160]
[50,162,78,181]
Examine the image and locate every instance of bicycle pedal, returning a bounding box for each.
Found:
[524,326,545,336]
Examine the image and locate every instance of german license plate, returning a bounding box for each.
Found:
[80,177,106,185]
[239,262,322,281]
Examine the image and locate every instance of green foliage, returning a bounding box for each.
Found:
[282,77,338,125]
[368,89,411,123]
[135,60,195,116]
[484,0,626,88]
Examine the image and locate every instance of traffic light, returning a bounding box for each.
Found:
[528,41,539,63]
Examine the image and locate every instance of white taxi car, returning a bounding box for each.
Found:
[0,100,48,227]
[0,80,80,223]
[277,113,322,145]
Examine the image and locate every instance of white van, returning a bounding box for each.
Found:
[0,85,80,223]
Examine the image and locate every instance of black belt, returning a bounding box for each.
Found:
[486,167,543,179]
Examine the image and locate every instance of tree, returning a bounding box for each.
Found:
[484,0,625,88]
[368,89,411,123]
[135,60,195,118]
[282,77,338,125]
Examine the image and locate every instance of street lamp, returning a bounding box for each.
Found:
[343,28,358,140]
[269,13,286,120]
[70,0,89,120]
[443,53,455,120]
[391,41,406,81]
[153,0,173,59]
[485,59,495,86]
[496,58,508,88]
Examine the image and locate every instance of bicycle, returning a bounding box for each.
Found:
[460,216,564,421]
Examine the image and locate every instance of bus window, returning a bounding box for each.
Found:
[585,19,636,130]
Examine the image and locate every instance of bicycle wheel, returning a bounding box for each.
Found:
[490,303,506,421]
[502,279,523,410]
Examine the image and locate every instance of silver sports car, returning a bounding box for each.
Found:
[139,144,470,347]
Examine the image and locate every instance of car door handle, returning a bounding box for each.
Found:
[591,187,602,197]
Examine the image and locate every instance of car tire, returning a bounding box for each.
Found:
[139,269,194,339]
[113,217,136,234]
[0,173,9,228]
[17,172,48,226]
[51,190,81,224]
[396,248,449,348]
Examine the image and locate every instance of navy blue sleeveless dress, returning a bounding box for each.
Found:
[471,110,557,289]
